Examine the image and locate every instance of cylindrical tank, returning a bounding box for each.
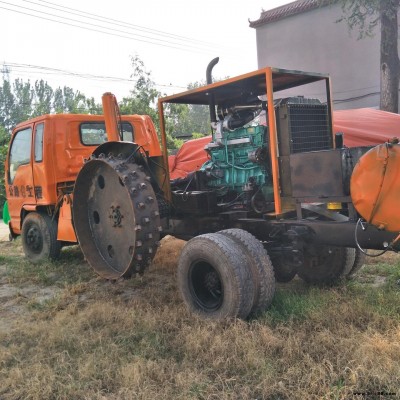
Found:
[350,142,400,232]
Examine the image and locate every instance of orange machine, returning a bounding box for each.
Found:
[5,62,400,322]
[5,93,161,252]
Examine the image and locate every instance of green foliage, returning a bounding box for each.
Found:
[119,55,161,128]
[0,125,8,213]
[33,80,53,116]
[120,55,210,150]
[53,86,95,114]
[334,0,381,39]
[191,132,208,139]
[0,76,102,131]
[166,133,184,151]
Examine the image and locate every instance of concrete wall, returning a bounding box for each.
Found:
[255,3,381,110]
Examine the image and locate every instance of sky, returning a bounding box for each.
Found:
[0,0,290,102]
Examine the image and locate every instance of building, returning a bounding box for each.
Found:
[249,0,385,110]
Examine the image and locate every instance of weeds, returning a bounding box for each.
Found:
[0,238,400,399]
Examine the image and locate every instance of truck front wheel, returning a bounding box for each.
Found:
[21,212,61,263]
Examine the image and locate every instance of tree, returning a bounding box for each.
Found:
[0,79,15,131]
[33,80,53,117]
[335,0,400,112]
[53,86,88,114]
[120,55,187,150]
[120,55,161,126]
[0,125,9,213]
[11,79,34,126]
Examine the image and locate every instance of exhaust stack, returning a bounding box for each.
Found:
[206,57,219,125]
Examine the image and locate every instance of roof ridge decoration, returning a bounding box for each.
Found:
[249,0,330,28]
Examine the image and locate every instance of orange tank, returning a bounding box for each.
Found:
[350,141,400,232]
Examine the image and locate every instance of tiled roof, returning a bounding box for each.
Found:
[249,0,328,28]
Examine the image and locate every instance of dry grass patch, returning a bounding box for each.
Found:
[0,237,400,399]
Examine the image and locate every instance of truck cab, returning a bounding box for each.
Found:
[5,112,161,248]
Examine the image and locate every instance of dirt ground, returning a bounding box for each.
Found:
[1,230,400,399]
[0,220,9,241]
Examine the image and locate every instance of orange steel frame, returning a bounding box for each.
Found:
[158,66,333,216]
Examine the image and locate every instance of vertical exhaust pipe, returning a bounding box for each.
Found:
[206,57,219,124]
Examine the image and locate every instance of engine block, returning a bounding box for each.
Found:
[201,125,271,194]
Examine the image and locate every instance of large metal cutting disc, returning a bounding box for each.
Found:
[73,156,160,279]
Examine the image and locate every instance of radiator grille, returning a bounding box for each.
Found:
[287,103,331,153]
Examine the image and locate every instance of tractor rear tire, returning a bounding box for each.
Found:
[297,245,355,285]
[177,233,255,320]
[21,212,61,263]
[218,229,275,315]
[347,248,366,277]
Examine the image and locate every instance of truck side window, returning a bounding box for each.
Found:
[121,122,134,141]
[8,127,32,184]
[80,122,134,145]
[34,123,44,162]
[80,122,107,145]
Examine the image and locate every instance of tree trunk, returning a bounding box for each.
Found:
[380,0,400,113]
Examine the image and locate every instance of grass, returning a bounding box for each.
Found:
[1,237,400,399]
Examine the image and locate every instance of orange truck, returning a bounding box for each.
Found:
[4,93,162,261]
[4,61,400,321]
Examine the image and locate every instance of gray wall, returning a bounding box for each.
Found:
[255,3,381,110]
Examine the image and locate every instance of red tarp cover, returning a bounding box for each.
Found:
[168,135,211,180]
[168,108,400,180]
[336,108,400,147]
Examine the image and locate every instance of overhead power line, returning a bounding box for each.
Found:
[31,0,218,48]
[2,62,188,90]
[0,1,228,55]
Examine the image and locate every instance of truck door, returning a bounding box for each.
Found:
[7,125,36,233]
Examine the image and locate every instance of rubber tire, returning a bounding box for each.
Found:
[297,245,355,285]
[347,248,366,277]
[21,212,61,263]
[177,233,255,320]
[270,256,298,283]
[218,229,275,315]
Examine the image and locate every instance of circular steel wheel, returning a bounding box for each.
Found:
[297,245,354,285]
[73,155,160,279]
